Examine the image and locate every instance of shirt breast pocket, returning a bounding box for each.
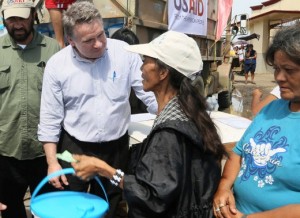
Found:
[0,65,11,92]
[106,73,128,101]
[35,61,46,91]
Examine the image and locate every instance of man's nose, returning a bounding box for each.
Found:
[94,39,103,48]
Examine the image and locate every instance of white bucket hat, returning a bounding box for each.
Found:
[2,0,34,20]
[125,31,203,78]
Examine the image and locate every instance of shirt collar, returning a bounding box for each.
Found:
[71,46,108,63]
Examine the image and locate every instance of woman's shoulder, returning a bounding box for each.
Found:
[256,99,289,119]
[266,98,287,109]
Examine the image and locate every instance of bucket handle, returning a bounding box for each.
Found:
[31,168,109,205]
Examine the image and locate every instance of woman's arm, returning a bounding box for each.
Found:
[251,89,278,116]
[72,130,183,215]
[214,151,242,218]
[253,50,257,59]
[215,152,300,218]
[71,155,121,187]
[229,204,300,218]
[248,204,300,218]
[123,130,183,212]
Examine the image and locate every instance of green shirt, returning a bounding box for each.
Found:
[0,31,60,160]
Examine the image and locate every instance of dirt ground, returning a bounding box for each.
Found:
[223,72,277,120]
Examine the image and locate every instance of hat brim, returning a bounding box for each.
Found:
[4,8,31,19]
[125,44,159,59]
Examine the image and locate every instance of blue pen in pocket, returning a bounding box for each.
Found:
[113,71,116,82]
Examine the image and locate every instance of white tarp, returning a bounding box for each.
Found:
[168,0,208,36]
[129,111,252,145]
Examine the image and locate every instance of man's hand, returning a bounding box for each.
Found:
[47,162,69,190]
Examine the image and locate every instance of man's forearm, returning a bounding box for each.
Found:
[43,142,59,165]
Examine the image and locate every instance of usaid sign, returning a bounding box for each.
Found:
[168,0,208,36]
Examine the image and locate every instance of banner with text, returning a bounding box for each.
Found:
[168,0,208,36]
[216,0,233,41]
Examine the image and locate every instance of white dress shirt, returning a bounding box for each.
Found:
[38,39,157,143]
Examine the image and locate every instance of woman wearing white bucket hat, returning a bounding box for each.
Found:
[72,31,227,218]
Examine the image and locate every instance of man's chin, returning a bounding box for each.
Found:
[12,34,28,43]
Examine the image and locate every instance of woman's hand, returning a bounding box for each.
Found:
[72,154,116,181]
[71,155,100,181]
[213,188,237,218]
[214,152,242,217]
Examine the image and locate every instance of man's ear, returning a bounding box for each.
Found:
[67,36,75,47]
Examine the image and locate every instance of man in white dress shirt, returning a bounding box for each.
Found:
[38,2,157,217]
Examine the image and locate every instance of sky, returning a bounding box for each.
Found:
[232,0,263,18]
[230,0,263,40]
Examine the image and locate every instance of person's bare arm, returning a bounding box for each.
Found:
[217,154,300,218]
[43,142,68,189]
[213,152,242,217]
[230,204,300,218]
[48,9,65,48]
[252,50,257,59]
[249,205,300,218]
[72,155,124,189]
[251,89,277,116]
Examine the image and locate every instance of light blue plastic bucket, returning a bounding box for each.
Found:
[30,168,109,218]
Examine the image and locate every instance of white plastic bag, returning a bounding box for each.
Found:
[231,88,243,113]
[206,94,219,111]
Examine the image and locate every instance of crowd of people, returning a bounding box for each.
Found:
[1,0,300,218]
[38,2,157,217]
[72,30,228,217]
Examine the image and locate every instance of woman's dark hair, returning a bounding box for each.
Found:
[155,59,227,161]
[111,27,139,45]
[266,24,300,66]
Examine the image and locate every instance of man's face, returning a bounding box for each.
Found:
[68,19,107,61]
[4,11,35,44]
